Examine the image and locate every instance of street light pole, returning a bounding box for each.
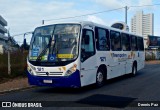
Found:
[23,32,33,50]
[125,6,128,24]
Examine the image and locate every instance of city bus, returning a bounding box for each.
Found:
[27,21,145,88]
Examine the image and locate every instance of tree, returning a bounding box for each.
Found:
[21,38,29,50]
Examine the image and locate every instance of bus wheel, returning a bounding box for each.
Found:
[131,64,137,76]
[96,69,105,87]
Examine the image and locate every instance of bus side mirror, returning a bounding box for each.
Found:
[81,48,85,62]
[81,48,85,53]
[85,35,90,45]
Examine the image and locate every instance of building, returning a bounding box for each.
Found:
[0,15,19,54]
[131,11,154,48]
[0,15,8,54]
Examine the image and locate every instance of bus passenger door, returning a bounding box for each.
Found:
[80,29,97,87]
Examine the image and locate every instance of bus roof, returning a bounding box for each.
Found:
[39,21,143,38]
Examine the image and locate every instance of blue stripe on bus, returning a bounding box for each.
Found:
[27,70,81,88]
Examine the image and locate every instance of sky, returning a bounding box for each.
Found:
[0,0,160,45]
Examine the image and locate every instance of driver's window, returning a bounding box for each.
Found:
[81,29,95,62]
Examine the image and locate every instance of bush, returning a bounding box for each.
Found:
[0,51,28,79]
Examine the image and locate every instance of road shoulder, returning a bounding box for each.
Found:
[0,77,33,93]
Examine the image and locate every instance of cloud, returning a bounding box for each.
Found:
[138,0,152,6]
[0,0,157,44]
[0,0,86,44]
[93,0,131,9]
[86,15,106,25]
[93,0,154,12]
[93,0,153,8]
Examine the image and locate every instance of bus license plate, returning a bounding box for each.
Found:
[43,80,52,83]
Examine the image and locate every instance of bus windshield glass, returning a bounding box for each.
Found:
[29,24,80,62]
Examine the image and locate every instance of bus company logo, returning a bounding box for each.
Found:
[111,53,127,58]
[46,72,49,75]
[128,51,135,59]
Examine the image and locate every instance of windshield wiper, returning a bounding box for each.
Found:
[36,43,50,62]
[36,37,57,62]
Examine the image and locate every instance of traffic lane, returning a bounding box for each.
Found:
[32,64,160,101]
[0,64,159,101]
[0,64,160,108]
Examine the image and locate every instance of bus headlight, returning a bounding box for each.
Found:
[65,64,77,76]
[27,64,34,75]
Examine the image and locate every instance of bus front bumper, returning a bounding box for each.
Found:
[27,70,81,88]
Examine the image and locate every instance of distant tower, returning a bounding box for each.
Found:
[131,11,154,48]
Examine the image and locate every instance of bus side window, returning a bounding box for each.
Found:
[110,30,121,51]
[121,33,130,51]
[95,27,110,51]
[131,35,137,51]
[81,29,95,62]
[137,37,144,51]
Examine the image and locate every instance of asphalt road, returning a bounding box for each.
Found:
[0,64,160,110]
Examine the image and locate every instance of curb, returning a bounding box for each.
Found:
[0,86,36,94]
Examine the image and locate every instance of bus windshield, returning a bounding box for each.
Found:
[29,24,80,62]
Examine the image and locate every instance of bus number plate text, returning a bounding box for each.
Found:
[43,80,52,84]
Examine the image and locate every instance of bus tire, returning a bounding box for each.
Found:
[131,64,137,76]
[96,69,105,87]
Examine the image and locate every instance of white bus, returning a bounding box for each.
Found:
[27,21,145,88]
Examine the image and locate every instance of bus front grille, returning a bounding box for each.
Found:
[36,72,63,76]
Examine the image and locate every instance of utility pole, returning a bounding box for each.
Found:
[125,6,128,24]
[8,46,11,75]
[7,29,11,75]
[42,20,44,25]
